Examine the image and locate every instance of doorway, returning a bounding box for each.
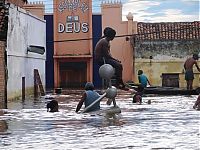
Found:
[59,62,87,88]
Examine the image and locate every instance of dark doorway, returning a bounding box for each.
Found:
[59,62,87,88]
[162,73,179,87]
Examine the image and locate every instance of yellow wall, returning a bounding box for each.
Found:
[135,59,200,88]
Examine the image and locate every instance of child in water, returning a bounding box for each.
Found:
[47,100,59,112]
[132,85,144,104]
[138,70,151,87]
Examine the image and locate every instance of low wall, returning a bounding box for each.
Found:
[135,59,200,89]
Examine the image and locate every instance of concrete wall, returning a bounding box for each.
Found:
[134,40,200,88]
[6,5,46,100]
[0,41,6,108]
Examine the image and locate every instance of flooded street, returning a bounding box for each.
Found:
[0,91,199,150]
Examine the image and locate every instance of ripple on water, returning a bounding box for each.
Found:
[0,95,199,150]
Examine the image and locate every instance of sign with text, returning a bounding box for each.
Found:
[57,0,89,33]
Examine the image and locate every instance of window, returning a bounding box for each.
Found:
[66,16,79,22]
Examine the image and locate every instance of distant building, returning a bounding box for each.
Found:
[132,21,200,87]
[53,0,93,88]
[44,0,136,89]
[26,0,200,90]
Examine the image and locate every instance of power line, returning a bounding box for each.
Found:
[47,24,200,43]
[47,34,133,43]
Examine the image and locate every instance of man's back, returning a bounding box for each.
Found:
[184,57,196,71]
[94,38,110,62]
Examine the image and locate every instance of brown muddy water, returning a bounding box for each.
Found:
[0,90,199,150]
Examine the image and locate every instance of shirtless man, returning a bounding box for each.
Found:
[47,100,59,112]
[94,27,129,91]
[184,54,200,90]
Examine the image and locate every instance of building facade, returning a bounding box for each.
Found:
[6,4,46,100]
[132,22,200,88]
[53,0,93,88]
[28,0,199,90]
[101,2,137,82]
[23,1,45,20]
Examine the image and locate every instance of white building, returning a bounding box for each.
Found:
[6,4,46,99]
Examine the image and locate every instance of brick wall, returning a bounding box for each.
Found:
[0,41,5,108]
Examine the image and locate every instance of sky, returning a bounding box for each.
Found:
[30,0,199,22]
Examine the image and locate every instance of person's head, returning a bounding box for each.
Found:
[193,54,199,60]
[135,95,142,104]
[85,82,94,91]
[103,27,116,41]
[133,94,142,104]
[47,100,59,112]
[138,70,143,75]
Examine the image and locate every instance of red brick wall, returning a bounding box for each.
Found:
[0,41,5,109]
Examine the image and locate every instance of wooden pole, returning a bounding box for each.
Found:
[34,69,38,98]
[22,77,25,101]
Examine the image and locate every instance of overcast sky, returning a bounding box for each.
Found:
[30,0,199,22]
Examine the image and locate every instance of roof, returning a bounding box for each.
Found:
[135,21,200,41]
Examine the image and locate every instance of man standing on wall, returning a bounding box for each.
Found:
[94,27,129,91]
[184,54,200,90]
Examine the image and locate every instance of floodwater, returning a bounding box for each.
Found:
[0,90,199,150]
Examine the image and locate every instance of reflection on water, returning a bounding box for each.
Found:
[0,93,199,150]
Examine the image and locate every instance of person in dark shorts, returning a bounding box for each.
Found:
[94,27,129,91]
[47,100,59,112]
[184,54,200,90]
